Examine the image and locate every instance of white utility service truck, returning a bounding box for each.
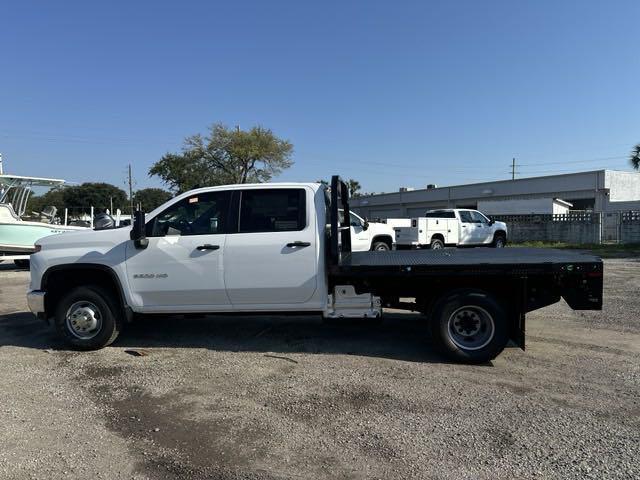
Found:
[26,177,602,363]
[394,209,508,250]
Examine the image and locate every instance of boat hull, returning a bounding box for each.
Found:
[0,222,87,254]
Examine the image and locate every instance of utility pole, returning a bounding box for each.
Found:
[511,157,517,180]
[128,164,134,214]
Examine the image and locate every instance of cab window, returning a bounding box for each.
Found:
[470,211,489,224]
[239,189,306,233]
[458,211,474,223]
[349,212,363,227]
[146,192,230,237]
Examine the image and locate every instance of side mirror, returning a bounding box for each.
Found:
[488,217,495,226]
[130,210,149,249]
[363,218,370,231]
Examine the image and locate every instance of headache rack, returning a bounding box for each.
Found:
[329,175,352,267]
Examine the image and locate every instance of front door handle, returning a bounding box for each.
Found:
[196,244,220,251]
[286,241,311,248]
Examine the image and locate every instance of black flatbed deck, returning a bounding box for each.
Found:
[337,248,602,275]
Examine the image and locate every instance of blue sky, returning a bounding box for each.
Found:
[1,0,638,194]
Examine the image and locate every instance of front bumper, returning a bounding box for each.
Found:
[27,290,46,315]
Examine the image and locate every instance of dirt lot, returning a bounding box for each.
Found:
[0,258,639,480]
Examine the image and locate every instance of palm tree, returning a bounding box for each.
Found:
[347,179,361,197]
[630,143,640,170]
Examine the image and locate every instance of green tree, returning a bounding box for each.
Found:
[27,187,66,216]
[133,188,172,211]
[150,123,294,193]
[62,183,128,213]
[630,143,640,169]
[347,179,361,197]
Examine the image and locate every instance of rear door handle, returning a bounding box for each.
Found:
[196,244,220,251]
[286,241,311,248]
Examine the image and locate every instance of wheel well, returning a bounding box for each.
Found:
[430,233,445,243]
[42,265,127,320]
[494,230,506,239]
[372,235,392,248]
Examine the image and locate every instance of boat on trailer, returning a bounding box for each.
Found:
[0,174,89,265]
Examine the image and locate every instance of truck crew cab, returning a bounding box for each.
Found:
[395,209,508,250]
[26,177,603,364]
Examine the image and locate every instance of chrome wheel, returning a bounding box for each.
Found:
[66,301,102,340]
[447,305,495,351]
[495,237,505,248]
[375,243,389,251]
[431,241,444,250]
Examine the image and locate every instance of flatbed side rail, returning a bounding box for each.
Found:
[329,175,352,266]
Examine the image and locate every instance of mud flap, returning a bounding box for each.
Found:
[509,277,527,350]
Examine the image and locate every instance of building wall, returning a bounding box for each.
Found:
[477,197,572,215]
[352,170,640,218]
[605,170,640,202]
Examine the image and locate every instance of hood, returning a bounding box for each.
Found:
[37,226,132,250]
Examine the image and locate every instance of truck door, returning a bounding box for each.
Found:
[470,211,494,244]
[224,187,318,305]
[125,191,231,309]
[348,211,371,251]
[457,210,478,244]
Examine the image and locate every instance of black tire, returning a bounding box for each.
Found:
[492,233,506,248]
[429,290,508,364]
[14,259,30,269]
[430,238,445,250]
[372,241,390,251]
[54,286,122,350]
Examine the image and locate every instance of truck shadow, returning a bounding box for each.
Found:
[0,311,450,364]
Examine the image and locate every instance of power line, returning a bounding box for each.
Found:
[518,155,627,166]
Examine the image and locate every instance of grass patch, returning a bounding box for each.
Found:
[510,241,640,258]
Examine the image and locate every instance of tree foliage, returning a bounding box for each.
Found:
[133,188,172,211]
[149,123,294,193]
[62,183,129,213]
[630,143,640,170]
[27,187,66,216]
[316,178,362,197]
[347,179,361,197]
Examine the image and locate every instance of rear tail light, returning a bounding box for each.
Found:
[412,219,417,227]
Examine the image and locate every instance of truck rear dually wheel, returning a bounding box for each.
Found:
[430,238,444,250]
[54,286,122,350]
[429,290,507,363]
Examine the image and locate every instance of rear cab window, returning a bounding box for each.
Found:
[238,188,306,233]
[425,210,456,219]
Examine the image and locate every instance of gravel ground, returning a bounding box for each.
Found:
[0,258,638,480]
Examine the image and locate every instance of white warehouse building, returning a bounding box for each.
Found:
[350,170,640,219]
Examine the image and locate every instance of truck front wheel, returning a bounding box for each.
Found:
[492,233,506,248]
[54,286,122,350]
[372,241,390,251]
[430,290,507,363]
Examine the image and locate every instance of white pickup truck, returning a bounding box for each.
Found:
[341,210,395,251]
[26,177,602,363]
[394,209,508,250]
